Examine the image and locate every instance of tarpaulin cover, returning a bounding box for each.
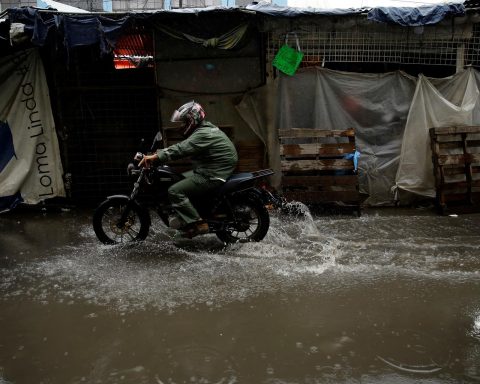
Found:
[0,49,65,212]
[237,67,480,206]
[245,2,366,17]
[367,3,466,26]
[6,8,57,46]
[7,8,129,55]
[237,67,417,205]
[6,3,464,53]
[246,2,464,26]
[62,15,129,53]
[395,68,480,201]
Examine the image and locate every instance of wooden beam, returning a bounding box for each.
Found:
[279,128,355,138]
[281,159,354,172]
[280,143,355,157]
[437,153,480,166]
[430,126,480,135]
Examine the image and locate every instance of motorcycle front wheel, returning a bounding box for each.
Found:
[216,195,270,244]
[93,197,150,245]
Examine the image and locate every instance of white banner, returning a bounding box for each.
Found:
[0,49,65,211]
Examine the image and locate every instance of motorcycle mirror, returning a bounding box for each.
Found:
[150,131,163,152]
[138,138,145,150]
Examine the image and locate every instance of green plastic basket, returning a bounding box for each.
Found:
[272,34,304,76]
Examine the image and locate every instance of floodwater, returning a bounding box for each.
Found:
[1,204,480,384]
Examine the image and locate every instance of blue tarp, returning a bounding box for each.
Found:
[4,2,468,53]
[246,3,367,17]
[62,15,129,53]
[245,2,466,26]
[367,3,466,26]
[7,8,130,55]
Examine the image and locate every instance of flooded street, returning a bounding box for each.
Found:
[1,205,480,384]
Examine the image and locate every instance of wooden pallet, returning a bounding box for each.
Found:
[429,126,480,214]
[279,128,360,214]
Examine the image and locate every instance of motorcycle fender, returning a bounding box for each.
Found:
[104,194,131,202]
[232,188,278,210]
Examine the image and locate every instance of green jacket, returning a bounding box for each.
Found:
[157,121,238,180]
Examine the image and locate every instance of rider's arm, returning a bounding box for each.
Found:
[156,129,208,162]
[138,133,202,167]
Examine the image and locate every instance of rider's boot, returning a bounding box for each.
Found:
[181,220,209,238]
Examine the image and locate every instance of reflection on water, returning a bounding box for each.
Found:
[1,205,480,383]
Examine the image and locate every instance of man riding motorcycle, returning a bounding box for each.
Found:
[139,101,238,238]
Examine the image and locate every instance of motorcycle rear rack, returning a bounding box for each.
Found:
[251,169,274,179]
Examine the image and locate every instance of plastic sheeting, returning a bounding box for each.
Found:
[5,3,466,54]
[395,68,480,201]
[62,15,130,54]
[246,2,465,26]
[6,8,130,55]
[367,3,465,26]
[237,67,480,206]
[237,67,417,206]
[245,2,366,17]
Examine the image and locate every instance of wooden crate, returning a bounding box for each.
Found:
[236,141,265,172]
[429,126,480,214]
[279,128,360,214]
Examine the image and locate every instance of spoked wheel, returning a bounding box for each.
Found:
[216,196,270,244]
[93,197,150,245]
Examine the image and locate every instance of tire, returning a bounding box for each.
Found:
[93,197,150,245]
[216,195,270,244]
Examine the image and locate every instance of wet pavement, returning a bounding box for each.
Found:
[1,204,480,384]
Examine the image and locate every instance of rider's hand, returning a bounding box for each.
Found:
[138,153,158,168]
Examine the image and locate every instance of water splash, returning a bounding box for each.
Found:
[2,204,480,313]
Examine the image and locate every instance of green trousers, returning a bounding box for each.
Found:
[168,173,223,225]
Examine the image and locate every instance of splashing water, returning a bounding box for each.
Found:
[0,204,342,312]
[2,204,480,313]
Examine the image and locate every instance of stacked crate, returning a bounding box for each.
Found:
[429,126,480,214]
[279,128,360,214]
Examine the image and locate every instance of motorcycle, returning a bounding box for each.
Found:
[92,132,279,245]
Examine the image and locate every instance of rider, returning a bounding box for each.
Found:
[139,101,238,237]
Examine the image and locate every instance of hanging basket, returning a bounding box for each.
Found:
[272,33,304,76]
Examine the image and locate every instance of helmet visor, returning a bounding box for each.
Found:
[170,109,183,123]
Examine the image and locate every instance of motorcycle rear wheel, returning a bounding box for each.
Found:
[216,196,270,244]
[93,197,150,245]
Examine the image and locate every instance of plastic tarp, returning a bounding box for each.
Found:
[5,3,465,53]
[237,67,417,205]
[62,15,130,54]
[247,2,464,26]
[394,68,480,201]
[237,66,480,206]
[6,8,130,55]
[367,3,466,26]
[245,2,366,17]
[0,49,65,212]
